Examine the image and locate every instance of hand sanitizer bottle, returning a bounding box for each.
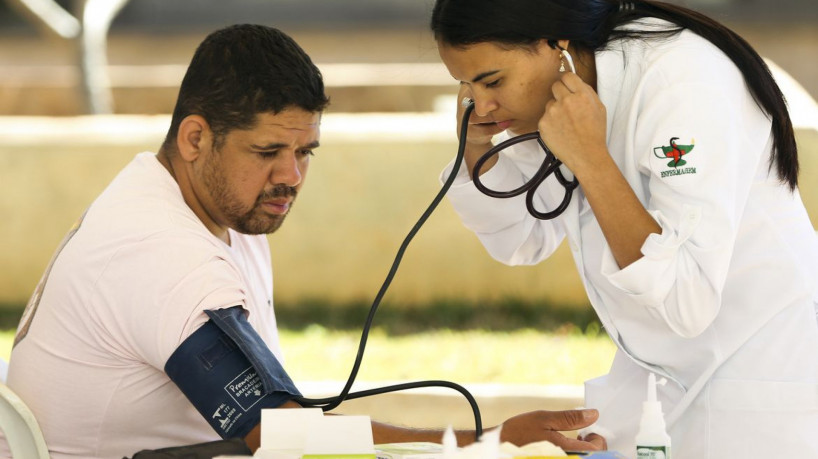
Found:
[635,373,671,459]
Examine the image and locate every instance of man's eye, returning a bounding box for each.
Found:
[258,150,278,158]
[485,79,501,88]
[300,149,315,157]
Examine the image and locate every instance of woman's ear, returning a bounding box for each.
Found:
[176,115,210,162]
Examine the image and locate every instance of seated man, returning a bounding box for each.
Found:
[4,24,604,459]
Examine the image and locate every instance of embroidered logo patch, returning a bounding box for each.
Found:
[653,137,696,178]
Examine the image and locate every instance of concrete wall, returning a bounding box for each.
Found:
[0,113,590,309]
[2,113,817,310]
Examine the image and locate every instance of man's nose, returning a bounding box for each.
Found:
[272,152,302,187]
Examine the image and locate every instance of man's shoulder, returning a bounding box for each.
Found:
[81,154,217,250]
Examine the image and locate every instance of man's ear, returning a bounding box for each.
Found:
[176,115,210,162]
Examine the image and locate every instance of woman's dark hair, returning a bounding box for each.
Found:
[431,0,798,190]
[161,24,330,151]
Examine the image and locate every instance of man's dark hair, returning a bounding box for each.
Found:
[161,24,330,151]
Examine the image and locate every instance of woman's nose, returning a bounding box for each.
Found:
[473,95,499,118]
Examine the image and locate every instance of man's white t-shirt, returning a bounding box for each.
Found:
[6,152,284,459]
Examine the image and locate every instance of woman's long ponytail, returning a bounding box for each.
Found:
[607,1,798,189]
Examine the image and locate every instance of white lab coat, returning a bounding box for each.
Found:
[442,20,818,459]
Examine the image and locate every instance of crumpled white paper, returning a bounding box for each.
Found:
[499,440,566,457]
[441,425,566,458]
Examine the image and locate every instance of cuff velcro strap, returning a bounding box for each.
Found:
[204,307,299,395]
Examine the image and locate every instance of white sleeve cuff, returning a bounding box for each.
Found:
[440,153,530,234]
[601,204,702,301]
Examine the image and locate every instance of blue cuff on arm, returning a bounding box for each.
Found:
[165,306,301,439]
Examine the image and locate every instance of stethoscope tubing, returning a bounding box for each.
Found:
[466,103,579,220]
[293,101,484,441]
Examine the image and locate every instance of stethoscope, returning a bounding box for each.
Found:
[293,99,487,439]
[461,46,580,220]
[291,47,584,443]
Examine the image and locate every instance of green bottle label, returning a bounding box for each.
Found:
[636,445,670,459]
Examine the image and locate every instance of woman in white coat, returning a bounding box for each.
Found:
[431,0,818,457]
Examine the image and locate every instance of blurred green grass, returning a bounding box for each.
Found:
[280,325,615,385]
[0,332,10,362]
[273,298,603,335]
[0,325,616,385]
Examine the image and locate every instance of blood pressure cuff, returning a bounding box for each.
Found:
[164,306,301,439]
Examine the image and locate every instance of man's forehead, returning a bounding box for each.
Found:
[238,111,320,147]
[268,122,320,132]
[251,111,320,139]
[257,109,321,127]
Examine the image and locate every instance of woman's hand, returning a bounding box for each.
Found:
[541,72,661,268]
[539,72,608,177]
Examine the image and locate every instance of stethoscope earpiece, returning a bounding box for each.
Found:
[560,47,577,74]
[461,97,474,108]
[546,40,577,74]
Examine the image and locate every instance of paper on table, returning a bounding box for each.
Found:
[259,408,375,458]
[442,427,502,459]
[304,415,375,455]
[260,407,323,451]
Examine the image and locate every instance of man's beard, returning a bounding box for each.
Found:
[232,184,297,234]
[202,153,298,235]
